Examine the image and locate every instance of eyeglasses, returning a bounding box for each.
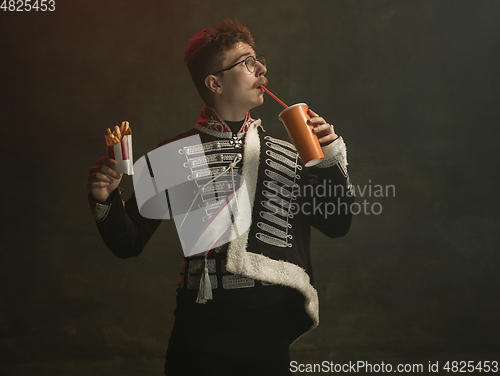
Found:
[211,55,266,76]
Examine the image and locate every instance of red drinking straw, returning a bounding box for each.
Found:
[261,85,288,109]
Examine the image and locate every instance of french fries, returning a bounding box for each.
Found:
[105,121,131,146]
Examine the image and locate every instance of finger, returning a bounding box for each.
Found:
[318,136,331,144]
[105,157,118,167]
[89,165,102,175]
[87,181,110,189]
[93,171,118,184]
[89,167,120,182]
[312,123,330,133]
[318,134,338,144]
[307,116,326,125]
[314,124,335,137]
[88,172,109,184]
[100,164,122,180]
[307,108,319,117]
[88,171,112,184]
[97,156,118,167]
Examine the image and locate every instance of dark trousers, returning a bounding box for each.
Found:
[164,285,292,376]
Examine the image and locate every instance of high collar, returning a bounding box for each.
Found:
[194,104,253,139]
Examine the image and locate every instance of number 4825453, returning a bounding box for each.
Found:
[1,0,56,11]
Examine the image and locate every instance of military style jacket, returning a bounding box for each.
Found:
[90,105,353,342]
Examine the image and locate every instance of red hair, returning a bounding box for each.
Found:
[184,19,256,101]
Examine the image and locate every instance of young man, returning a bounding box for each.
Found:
[87,20,353,376]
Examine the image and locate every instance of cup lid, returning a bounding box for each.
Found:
[278,103,308,120]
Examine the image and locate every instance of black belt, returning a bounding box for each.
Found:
[178,248,275,291]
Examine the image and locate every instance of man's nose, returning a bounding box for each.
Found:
[256,61,267,76]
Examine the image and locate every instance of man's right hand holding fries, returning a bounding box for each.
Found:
[88,156,123,204]
[88,121,132,203]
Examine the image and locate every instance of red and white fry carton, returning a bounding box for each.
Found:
[105,134,134,175]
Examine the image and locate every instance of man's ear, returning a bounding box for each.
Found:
[205,75,222,94]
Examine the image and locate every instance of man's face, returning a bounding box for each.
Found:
[216,42,267,113]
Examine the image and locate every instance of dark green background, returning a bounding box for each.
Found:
[1,0,499,374]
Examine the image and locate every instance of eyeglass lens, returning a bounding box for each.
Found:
[246,56,266,73]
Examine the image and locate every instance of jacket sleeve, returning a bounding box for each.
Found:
[306,136,354,238]
[88,135,192,258]
[89,188,167,259]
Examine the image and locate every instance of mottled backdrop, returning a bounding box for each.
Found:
[1,0,499,374]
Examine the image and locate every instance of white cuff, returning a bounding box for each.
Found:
[315,136,347,169]
[91,202,112,222]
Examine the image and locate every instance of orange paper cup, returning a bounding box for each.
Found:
[278,103,324,167]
